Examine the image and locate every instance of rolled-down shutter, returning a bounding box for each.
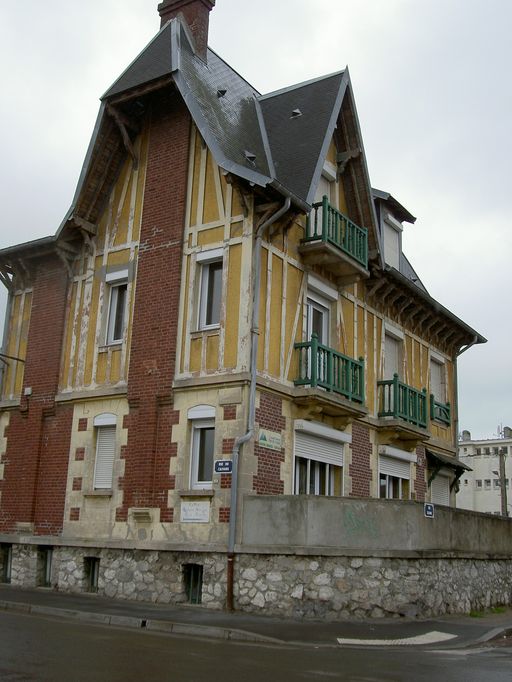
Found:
[379,454,410,479]
[93,426,116,489]
[431,475,450,505]
[295,431,343,466]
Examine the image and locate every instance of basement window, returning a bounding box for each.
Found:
[0,544,12,583]
[84,557,100,592]
[36,546,53,587]
[183,563,203,604]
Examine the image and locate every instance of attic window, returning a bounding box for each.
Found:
[217,89,227,98]
[290,109,302,119]
[244,150,257,165]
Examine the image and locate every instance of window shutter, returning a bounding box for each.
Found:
[379,454,410,479]
[93,426,116,489]
[431,475,450,505]
[295,431,343,467]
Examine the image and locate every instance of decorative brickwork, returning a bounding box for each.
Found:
[219,506,230,523]
[74,447,85,461]
[69,508,80,521]
[223,405,236,420]
[253,392,285,495]
[118,91,190,522]
[222,438,235,455]
[0,256,73,535]
[72,477,82,492]
[414,445,427,502]
[349,423,372,497]
[77,418,88,432]
[220,473,232,489]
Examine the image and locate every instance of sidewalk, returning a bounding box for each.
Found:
[0,584,510,649]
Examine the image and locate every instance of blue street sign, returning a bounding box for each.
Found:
[424,502,435,518]
[214,460,233,474]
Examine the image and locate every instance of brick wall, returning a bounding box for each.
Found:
[349,422,372,497]
[253,392,285,495]
[118,90,191,522]
[0,255,72,534]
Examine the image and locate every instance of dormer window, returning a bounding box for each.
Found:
[383,212,402,269]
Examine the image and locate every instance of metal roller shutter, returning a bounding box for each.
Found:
[93,426,116,489]
[379,454,410,479]
[431,475,450,505]
[295,431,343,466]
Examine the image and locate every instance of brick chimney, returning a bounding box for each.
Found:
[158,0,215,60]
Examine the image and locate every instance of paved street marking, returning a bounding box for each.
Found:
[337,630,457,646]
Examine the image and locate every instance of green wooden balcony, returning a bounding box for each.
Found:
[300,197,368,280]
[430,394,451,426]
[294,333,365,404]
[378,374,427,428]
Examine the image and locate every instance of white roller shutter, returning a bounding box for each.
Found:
[93,426,116,489]
[379,454,410,479]
[431,475,450,506]
[295,431,344,467]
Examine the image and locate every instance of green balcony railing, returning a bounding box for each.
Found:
[294,333,365,404]
[304,196,368,269]
[377,374,427,428]
[430,394,451,426]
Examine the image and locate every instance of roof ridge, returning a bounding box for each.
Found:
[258,69,346,102]
[206,46,261,96]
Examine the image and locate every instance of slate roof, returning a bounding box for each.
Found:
[259,73,347,205]
[101,18,354,211]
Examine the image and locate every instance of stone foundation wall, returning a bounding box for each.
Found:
[3,543,512,619]
[235,554,512,619]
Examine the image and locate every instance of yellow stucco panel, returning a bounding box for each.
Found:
[224,244,241,369]
[206,333,220,371]
[202,150,222,224]
[269,254,283,377]
[197,226,224,246]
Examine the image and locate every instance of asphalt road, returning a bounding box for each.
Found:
[0,611,510,681]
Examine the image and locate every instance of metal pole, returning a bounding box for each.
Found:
[499,448,508,517]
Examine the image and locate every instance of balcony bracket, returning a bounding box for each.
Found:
[376,422,430,452]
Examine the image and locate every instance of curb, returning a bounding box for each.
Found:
[0,599,283,645]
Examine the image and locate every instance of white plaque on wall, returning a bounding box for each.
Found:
[181,500,210,523]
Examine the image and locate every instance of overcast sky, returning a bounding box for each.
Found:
[0,0,510,439]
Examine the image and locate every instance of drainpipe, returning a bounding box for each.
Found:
[226,196,291,611]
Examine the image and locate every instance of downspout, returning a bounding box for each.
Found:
[450,336,479,493]
[226,196,291,611]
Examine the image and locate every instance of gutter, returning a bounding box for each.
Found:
[226,196,291,611]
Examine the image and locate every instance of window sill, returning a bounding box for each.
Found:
[179,489,215,498]
[83,489,113,498]
[98,342,123,353]
[190,328,220,339]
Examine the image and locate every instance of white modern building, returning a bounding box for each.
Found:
[457,429,512,516]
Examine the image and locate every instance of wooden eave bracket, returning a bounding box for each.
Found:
[0,264,13,291]
[106,103,139,170]
[336,148,361,174]
[55,245,77,278]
